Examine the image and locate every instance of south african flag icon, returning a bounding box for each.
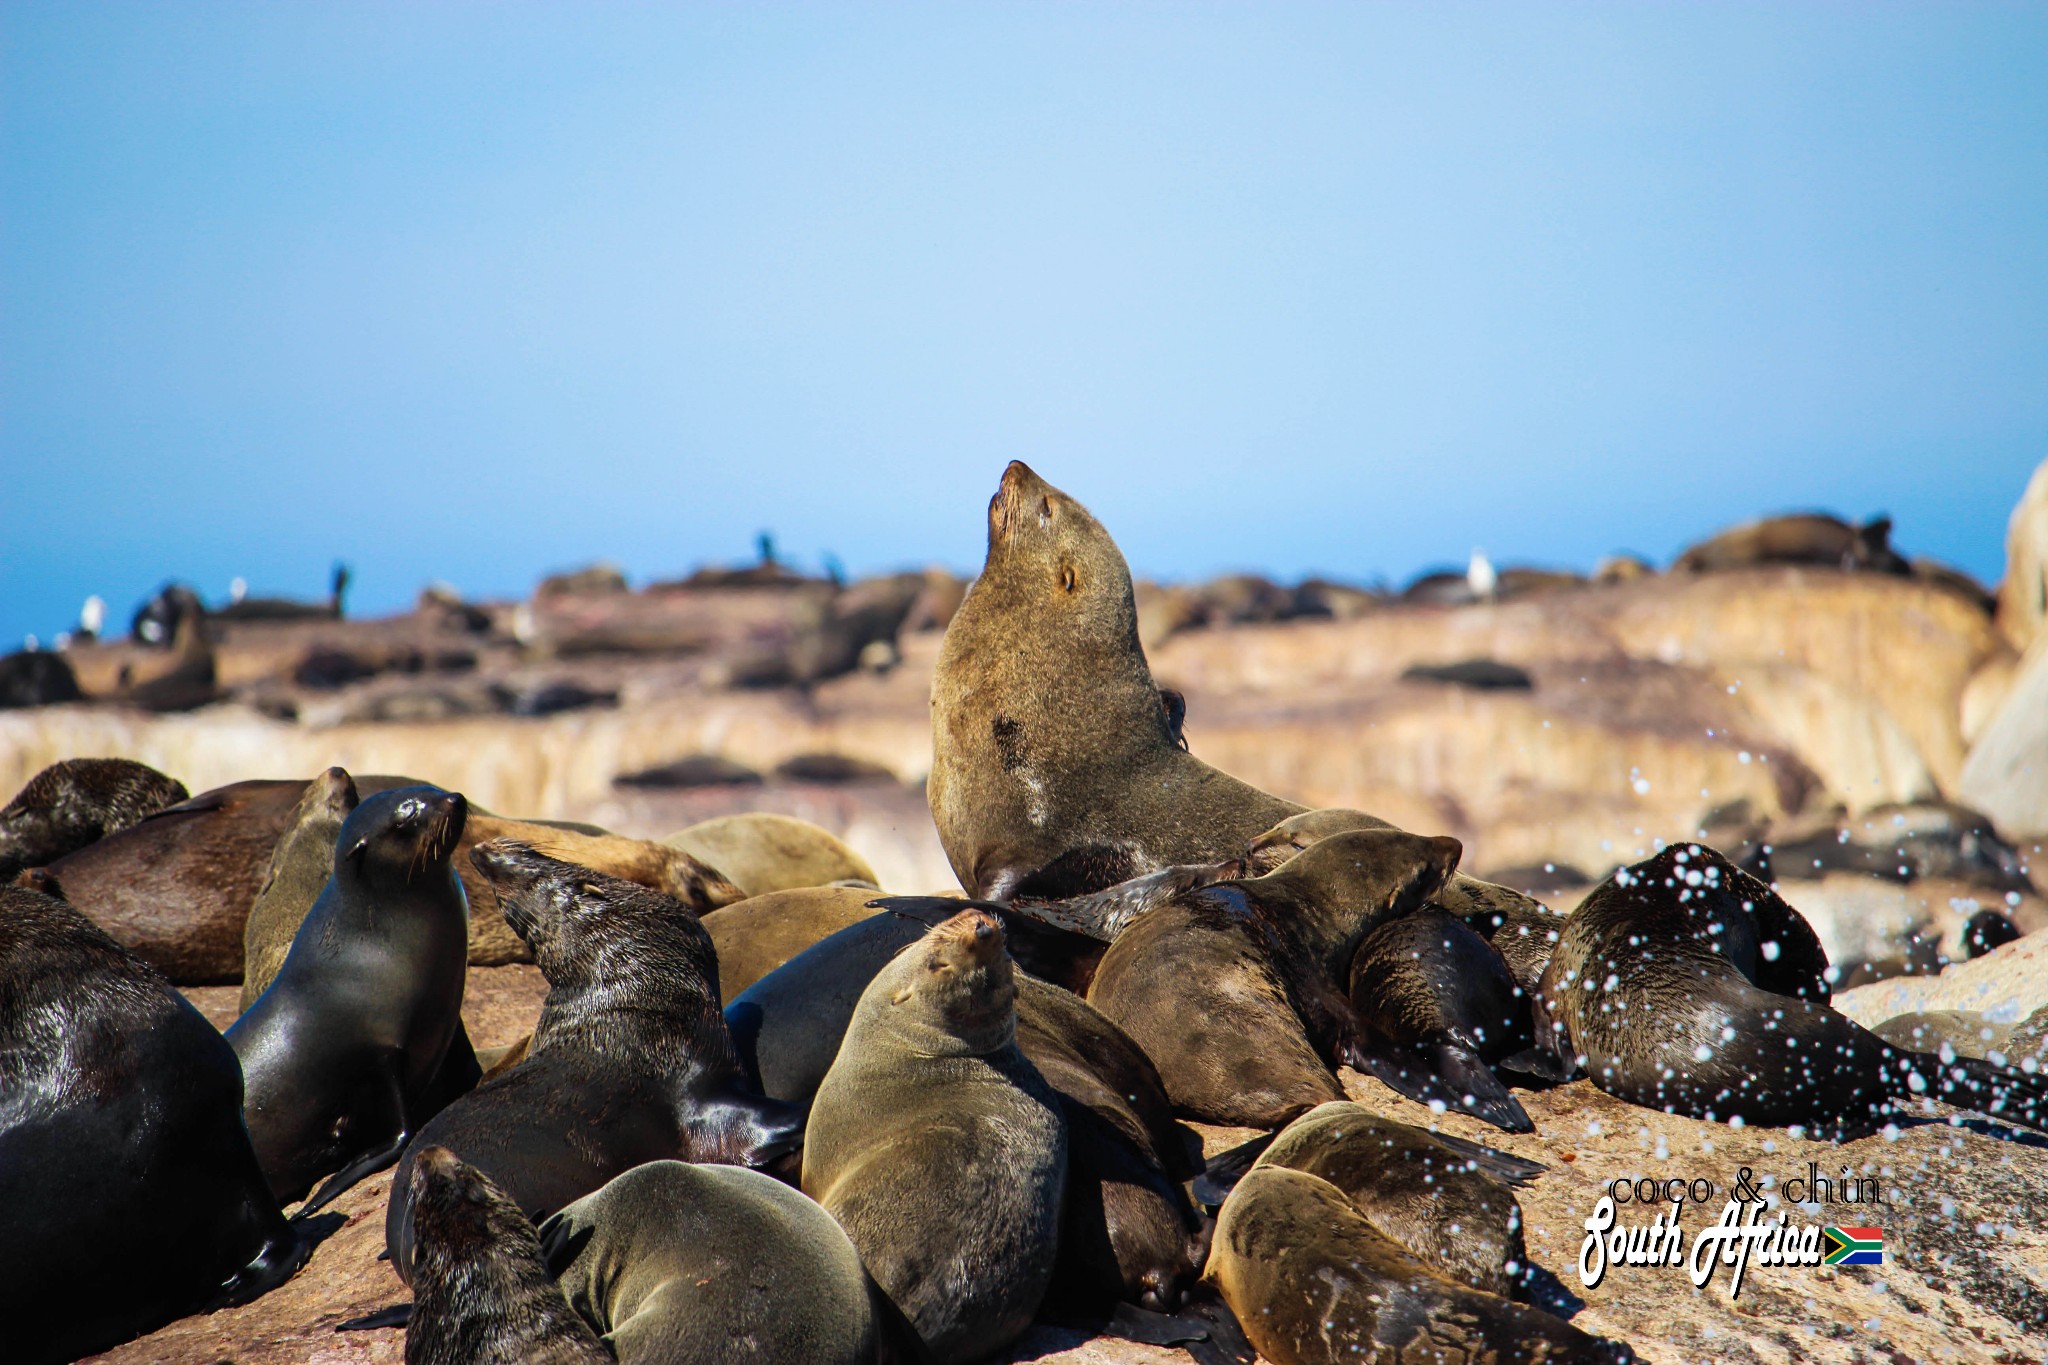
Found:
[1823,1227,1883,1266]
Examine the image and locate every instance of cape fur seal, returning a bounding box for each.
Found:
[802,910,1068,1362]
[1671,511,1907,575]
[665,812,881,897]
[1251,1102,1540,1298]
[929,461,1301,899]
[703,884,891,999]
[386,841,803,1280]
[538,1161,914,1365]
[1084,829,1463,1128]
[401,1146,610,1365]
[1533,844,2048,1136]
[1206,1164,1632,1365]
[0,885,305,1365]
[229,786,475,1209]
[0,757,189,880]
[238,766,359,1011]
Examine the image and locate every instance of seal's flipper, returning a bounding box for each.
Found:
[1192,1130,1278,1209]
[416,1019,481,1121]
[1499,1044,1574,1084]
[1351,1036,1532,1133]
[295,1126,409,1218]
[336,1304,413,1331]
[213,1222,314,1306]
[1420,1129,1548,1186]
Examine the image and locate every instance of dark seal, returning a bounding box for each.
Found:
[401,1146,610,1365]
[0,884,305,1365]
[385,840,804,1280]
[1533,843,2048,1136]
[0,756,189,880]
[228,785,475,1209]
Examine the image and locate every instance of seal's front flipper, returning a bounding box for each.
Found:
[296,1126,409,1219]
[417,1019,482,1120]
[336,1304,413,1331]
[1351,1036,1532,1133]
[1191,1130,1278,1210]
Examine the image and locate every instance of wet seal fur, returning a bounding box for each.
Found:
[539,1160,914,1365]
[0,757,189,881]
[1085,829,1463,1128]
[386,840,802,1280]
[929,461,1300,899]
[1534,843,2048,1137]
[1207,1163,1633,1365]
[239,766,360,1011]
[802,910,1068,1362]
[229,785,476,1209]
[400,1146,610,1365]
[0,884,306,1365]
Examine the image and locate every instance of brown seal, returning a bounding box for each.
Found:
[0,884,305,1365]
[1532,843,2048,1136]
[1672,511,1907,574]
[238,766,359,1011]
[1085,829,1462,1128]
[928,461,1302,899]
[1206,1164,1632,1365]
[539,1160,908,1365]
[802,910,1067,1361]
[0,757,188,880]
[385,840,803,1280]
[702,885,890,999]
[228,785,476,1208]
[666,812,881,897]
[400,1146,610,1365]
[1252,1101,1541,1298]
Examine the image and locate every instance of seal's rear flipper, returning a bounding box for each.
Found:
[1422,1129,1548,1186]
[336,1304,412,1332]
[1351,1037,1532,1134]
[1500,1045,1573,1084]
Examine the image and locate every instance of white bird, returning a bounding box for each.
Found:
[1467,548,1498,598]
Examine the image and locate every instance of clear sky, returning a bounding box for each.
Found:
[3,3,2045,649]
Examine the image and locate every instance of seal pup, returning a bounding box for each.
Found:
[0,885,305,1365]
[1086,829,1463,1128]
[539,1161,912,1365]
[928,460,1302,899]
[1206,1164,1632,1365]
[665,811,881,898]
[0,757,188,880]
[1346,907,1537,1131]
[401,1146,610,1365]
[239,766,360,1011]
[1533,844,2048,1136]
[229,785,474,1209]
[802,910,1068,1363]
[386,841,803,1280]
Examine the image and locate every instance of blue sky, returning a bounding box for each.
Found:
[3,3,2044,648]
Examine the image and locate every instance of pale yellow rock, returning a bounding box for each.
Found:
[1998,455,2048,651]
[1834,930,2048,1027]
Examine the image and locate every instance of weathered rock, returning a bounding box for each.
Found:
[1998,456,2048,651]
[1835,931,2048,1028]
[1960,631,2048,839]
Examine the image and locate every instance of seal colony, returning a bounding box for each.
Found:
[1,459,2042,1363]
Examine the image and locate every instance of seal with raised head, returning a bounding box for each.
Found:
[0,884,305,1365]
[928,461,1302,899]
[239,765,360,1011]
[229,785,475,1209]
[1206,1163,1632,1365]
[386,840,803,1280]
[1533,843,2048,1136]
[802,909,1068,1363]
[539,1160,912,1365]
[0,757,189,880]
[1085,828,1464,1128]
[401,1146,610,1365]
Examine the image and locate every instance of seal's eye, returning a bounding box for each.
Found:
[397,798,423,824]
[1059,564,1077,594]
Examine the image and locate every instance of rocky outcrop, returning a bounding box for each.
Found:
[1960,631,2048,839]
[1999,457,2048,651]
